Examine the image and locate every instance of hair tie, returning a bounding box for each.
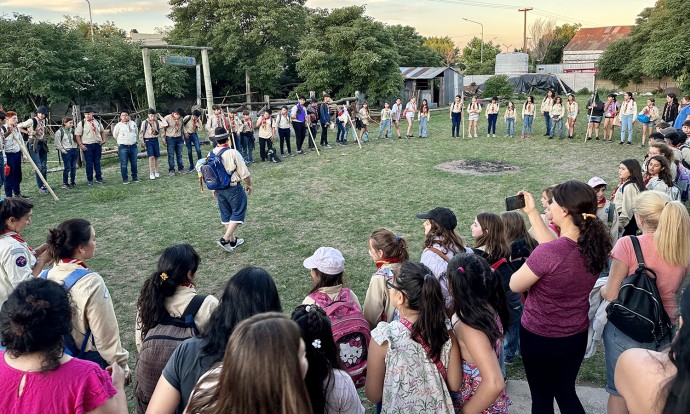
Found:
[396,235,401,242]
[664,201,670,206]
[424,273,431,281]
[457,266,465,273]
[160,272,169,281]
[305,305,312,313]
[311,339,321,349]
[581,213,597,220]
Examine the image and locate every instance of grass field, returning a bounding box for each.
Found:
[22,96,651,409]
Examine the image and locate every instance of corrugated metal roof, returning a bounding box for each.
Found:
[399,67,459,79]
[563,26,633,52]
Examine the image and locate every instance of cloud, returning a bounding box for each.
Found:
[0,0,167,15]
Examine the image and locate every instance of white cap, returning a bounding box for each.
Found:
[587,176,607,188]
[303,247,345,275]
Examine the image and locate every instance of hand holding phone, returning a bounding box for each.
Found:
[505,194,526,211]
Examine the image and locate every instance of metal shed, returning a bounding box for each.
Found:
[399,67,463,107]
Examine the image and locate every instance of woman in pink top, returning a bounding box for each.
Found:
[0,278,127,414]
[601,191,690,414]
[510,181,612,414]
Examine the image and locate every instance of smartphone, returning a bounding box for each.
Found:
[505,194,525,211]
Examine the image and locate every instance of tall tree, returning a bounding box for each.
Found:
[295,6,403,100]
[542,23,580,64]
[528,18,556,63]
[459,37,501,75]
[423,36,459,66]
[386,25,443,67]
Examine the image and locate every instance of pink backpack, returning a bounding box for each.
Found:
[308,288,371,388]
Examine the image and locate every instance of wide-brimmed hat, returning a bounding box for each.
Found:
[214,127,230,140]
[83,106,95,114]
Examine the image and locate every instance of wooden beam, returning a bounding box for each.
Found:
[136,44,213,51]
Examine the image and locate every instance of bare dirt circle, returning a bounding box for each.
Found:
[435,159,520,176]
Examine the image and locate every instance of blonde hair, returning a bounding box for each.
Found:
[633,191,690,266]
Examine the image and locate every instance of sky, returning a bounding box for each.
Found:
[0,0,656,48]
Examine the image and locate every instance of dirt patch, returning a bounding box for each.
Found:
[436,159,520,176]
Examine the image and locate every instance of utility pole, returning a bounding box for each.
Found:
[85,0,94,42]
[518,7,533,52]
[462,18,484,64]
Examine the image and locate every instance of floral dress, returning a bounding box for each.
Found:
[371,320,454,414]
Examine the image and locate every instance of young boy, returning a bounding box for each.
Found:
[206,104,228,146]
[255,109,277,162]
[139,109,167,180]
[377,102,392,140]
[183,109,203,172]
[208,127,252,252]
[682,120,690,144]
[240,111,254,163]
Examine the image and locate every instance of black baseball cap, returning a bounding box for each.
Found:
[416,207,457,231]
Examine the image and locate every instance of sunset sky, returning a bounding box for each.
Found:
[0,0,655,48]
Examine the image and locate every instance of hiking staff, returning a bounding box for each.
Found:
[305,117,321,156]
[10,131,58,201]
[220,107,236,150]
[346,109,363,150]
[585,88,597,144]
[461,96,466,139]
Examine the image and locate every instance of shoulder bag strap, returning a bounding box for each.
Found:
[427,247,450,263]
[630,236,644,269]
[181,294,207,332]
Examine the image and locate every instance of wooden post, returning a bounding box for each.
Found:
[245,70,252,111]
[201,49,213,119]
[264,95,270,111]
[196,64,202,108]
[141,48,155,110]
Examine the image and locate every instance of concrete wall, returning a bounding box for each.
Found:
[595,76,678,93]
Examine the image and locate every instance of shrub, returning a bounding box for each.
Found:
[482,75,513,99]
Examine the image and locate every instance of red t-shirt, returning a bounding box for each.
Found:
[522,237,597,337]
[610,233,690,324]
[0,353,117,413]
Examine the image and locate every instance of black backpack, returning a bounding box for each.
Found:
[472,249,523,325]
[605,236,673,349]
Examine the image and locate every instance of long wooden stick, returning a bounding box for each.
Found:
[585,89,597,144]
[306,121,320,156]
[348,114,363,149]
[12,135,58,201]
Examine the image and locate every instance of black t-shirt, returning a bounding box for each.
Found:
[162,337,218,414]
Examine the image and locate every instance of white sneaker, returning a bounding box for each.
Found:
[149,173,155,180]
[487,134,490,137]
[492,134,496,138]
[474,134,478,138]
[217,238,234,252]
[233,238,245,247]
[154,172,160,178]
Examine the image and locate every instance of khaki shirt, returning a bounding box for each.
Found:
[44,262,130,371]
[163,115,184,138]
[183,115,202,135]
[362,266,397,329]
[257,118,274,139]
[485,103,500,116]
[450,101,463,113]
[55,127,78,152]
[551,103,564,118]
[206,113,229,137]
[0,232,36,309]
[212,145,250,184]
[75,118,105,144]
[135,285,219,351]
[18,117,46,142]
[540,97,553,113]
[139,119,167,141]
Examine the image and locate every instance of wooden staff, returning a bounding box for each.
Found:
[461,97,466,139]
[585,89,597,144]
[294,93,320,156]
[11,132,58,201]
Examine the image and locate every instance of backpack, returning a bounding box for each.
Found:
[674,161,690,202]
[472,250,523,325]
[605,236,673,349]
[39,268,109,369]
[307,288,370,389]
[201,147,234,190]
[679,145,690,170]
[134,295,207,413]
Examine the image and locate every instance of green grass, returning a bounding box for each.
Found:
[22,96,650,409]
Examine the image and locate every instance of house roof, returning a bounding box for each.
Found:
[399,67,459,79]
[563,26,633,52]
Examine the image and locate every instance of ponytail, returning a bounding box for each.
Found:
[0,198,32,233]
[136,244,200,339]
[395,262,448,362]
[45,219,92,264]
[655,200,690,267]
[369,227,410,262]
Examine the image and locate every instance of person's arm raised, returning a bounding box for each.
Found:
[519,191,556,244]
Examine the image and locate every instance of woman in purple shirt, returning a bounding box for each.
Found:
[509,181,612,414]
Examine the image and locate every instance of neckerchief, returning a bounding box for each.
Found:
[2,230,34,254]
[61,258,88,269]
[610,179,625,202]
[375,257,399,269]
[89,119,99,135]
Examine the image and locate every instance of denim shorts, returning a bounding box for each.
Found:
[216,185,247,224]
[145,139,160,158]
[602,322,670,396]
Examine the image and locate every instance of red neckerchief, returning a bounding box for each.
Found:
[35,117,44,136]
[2,230,33,253]
[61,258,88,269]
[89,120,99,135]
[610,179,625,202]
[181,282,195,288]
[597,196,606,209]
[375,258,400,269]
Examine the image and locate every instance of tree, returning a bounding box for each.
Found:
[386,25,443,67]
[599,0,690,90]
[542,23,580,64]
[459,37,501,75]
[295,6,403,100]
[482,75,513,98]
[528,19,556,63]
[423,36,459,66]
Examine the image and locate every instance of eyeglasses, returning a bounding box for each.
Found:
[386,279,403,292]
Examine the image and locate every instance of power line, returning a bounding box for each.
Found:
[424,0,596,25]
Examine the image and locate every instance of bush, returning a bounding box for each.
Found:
[482,75,513,99]
[577,87,590,95]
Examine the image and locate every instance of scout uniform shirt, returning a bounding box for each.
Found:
[212,144,250,185]
[619,100,638,118]
[486,102,500,117]
[206,112,229,138]
[43,260,130,371]
[522,103,536,117]
[567,101,579,116]
[540,96,554,114]
[504,107,516,120]
[163,115,183,138]
[139,118,168,142]
[112,121,138,146]
[0,231,36,308]
[55,127,78,153]
[450,101,463,113]
[226,115,242,135]
[257,117,274,139]
[75,118,105,145]
[391,103,402,121]
[18,116,46,143]
[183,115,201,135]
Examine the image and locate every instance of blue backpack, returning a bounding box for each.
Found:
[39,268,109,368]
[201,147,234,190]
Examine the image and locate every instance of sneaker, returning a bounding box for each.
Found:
[69,183,76,188]
[324,144,332,149]
[289,152,295,157]
[39,187,48,194]
[61,183,69,189]
[310,147,315,151]
[230,238,245,248]
[619,141,625,145]
[132,178,140,183]
[178,170,188,175]
[474,134,478,138]
[298,150,306,155]
[281,153,287,158]
[217,238,234,252]
[96,179,106,185]
[627,141,632,145]
[87,181,94,186]
[150,173,155,180]
[169,171,175,176]
[123,181,130,185]
[154,172,160,178]
[492,134,496,138]
[487,134,490,138]
[188,167,195,172]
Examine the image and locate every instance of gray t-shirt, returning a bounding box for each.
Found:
[162,337,217,414]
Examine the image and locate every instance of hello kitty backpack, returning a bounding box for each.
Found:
[308,288,371,388]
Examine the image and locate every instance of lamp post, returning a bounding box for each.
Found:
[85,0,94,42]
[462,18,483,63]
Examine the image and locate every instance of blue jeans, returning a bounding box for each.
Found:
[118,144,138,182]
[451,112,462,136]
[232,133,243,156]
[522,115,533,135]
[503,320,521,362]
[507,118,515,136]
[0,152,5,189]
[487,113,498,135]
[28,142,48,189]
[418,117,428,137]
[620,114,634,143]
[83,143,103,182]
[377,119,391,139]
[166,136,184,172]
[61,149,78,184]
[4,151,21,197]
[551,118,564,138]
[543,111,551,133]
[185,133,202,170]
[241,132,254,162]
[336,119,345,142]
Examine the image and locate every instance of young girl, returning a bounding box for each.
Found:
[618,92,637,145]
[277,106,293,157]
[138,109,167,180]
[566,94,579,139]
[450,95,463,138]
[303,246,361,308]
[418,99,430,138]
[640,98,659,147]
[611,159,646,235]
[586,92,606,141]
[185,313,311,414]
[645,155,678,200]
[541,90,554,136]
[365,262,461,413]
[521,96,535,139]
[363,228,410,329]
[54,117,78,188]
[377,102,392,140]
[467,96,481,138]
[550,96,564,139]
[448,254,511,413]
[404,97,417,138]
[134,244,219,413]
[504,102,516,138]
[485,97,499,138]
[291,305,365,414]
[358,101,376,143]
